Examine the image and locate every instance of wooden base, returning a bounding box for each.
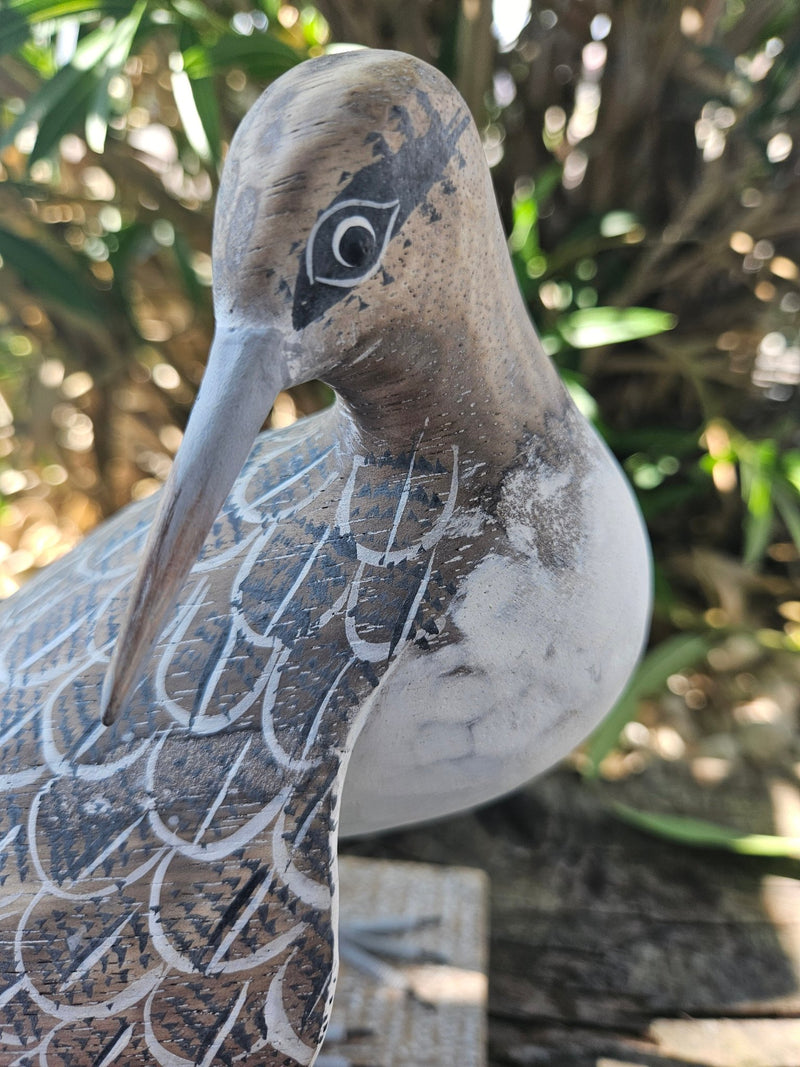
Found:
[344,766,800,1066]
[329,856,489,1066]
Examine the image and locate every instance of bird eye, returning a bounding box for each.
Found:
[305,198,400,289]
[332,216,376,269]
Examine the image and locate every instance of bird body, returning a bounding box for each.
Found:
[0,50,650,1065]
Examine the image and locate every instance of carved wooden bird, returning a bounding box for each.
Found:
[0,50,650,1065]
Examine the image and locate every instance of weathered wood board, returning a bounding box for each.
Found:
[329,857,489,1066]
[342,765,800,1066]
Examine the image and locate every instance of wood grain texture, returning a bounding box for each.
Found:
[331,856,488,1067]
[345,765,800,1066]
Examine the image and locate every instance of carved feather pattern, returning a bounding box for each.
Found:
[0,405,461,1065]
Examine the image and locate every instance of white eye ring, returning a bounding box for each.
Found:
[332,215,376,268]
[306,197,400,288]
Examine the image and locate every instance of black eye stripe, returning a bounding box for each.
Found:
[291,92,471,330]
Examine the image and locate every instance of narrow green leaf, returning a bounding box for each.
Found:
[783,450,800,494]
[0,9,31,55]
[559,306,677,348]
[207,31,301,77]
[743,500,774,567]
[182,44,221,80]
[559,370,598,422]
[0,0,131,56]
[1,63,83,151]
[171,231,206,307]
[85,68,113,154]
[185,74,221,166]
[744,440,777,515]
[182,32,300,80]
[8,0,102,16]
[774,484,800,555]
[508,194,537,254]
[613,803,800,860]
[167,0,228,35]
[585,633,715,774]
[30,66,101,162]
[105,220,151,294]
[16,37,57,76]
[0,19,118,152]
[0,225,101,319]
[740,439,777,568]
[84,0,146,153]
[170,66,214,164]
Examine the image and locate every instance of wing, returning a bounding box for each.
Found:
[0,411,349,1065]
[0,408,464,1065]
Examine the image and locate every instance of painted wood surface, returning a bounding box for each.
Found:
[0,409,469,1062]
[0,49,650,1064]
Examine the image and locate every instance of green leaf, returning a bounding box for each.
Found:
[172,231,207,307]
[509,194,537,254]
[783,450,800,494]
[168,0,228,35]
[0,9,32,55]
[105,219,152,289]
[30,66,101,162]
[559,306,677,348]
[84,1,147,153]
[740,439,777,513]
[7,0,103,16]
[742,501,774,568]
[740,439,777,568]
[613,803,800,860]
[184,73,221,166]
[3,6,151,155]
[559,369,598,422]
[170,65,215,164]
[0,0,132,57]
[182,32,300,80]
[774,484,800,556]
[1,62,90,153]
[0,19,118,154]
[0,225,102,319]
[585,632,715,775]
[169,22,220,163]
[84,67,114,154]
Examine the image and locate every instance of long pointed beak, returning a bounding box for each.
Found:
[100,324,288,726]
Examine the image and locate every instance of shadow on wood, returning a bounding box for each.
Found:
[343,765,800,1066]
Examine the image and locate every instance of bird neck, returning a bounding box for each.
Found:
[327,284,571,476]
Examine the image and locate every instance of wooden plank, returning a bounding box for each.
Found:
[328,856,489,1066]
[649,1017,800,1066]
[343,765,800,1065]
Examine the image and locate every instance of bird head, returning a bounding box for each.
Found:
[100,49,493,724]
[212,49,480,371]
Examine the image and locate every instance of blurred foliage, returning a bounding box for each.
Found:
[1,0,799,804]
[0,0,325,590]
